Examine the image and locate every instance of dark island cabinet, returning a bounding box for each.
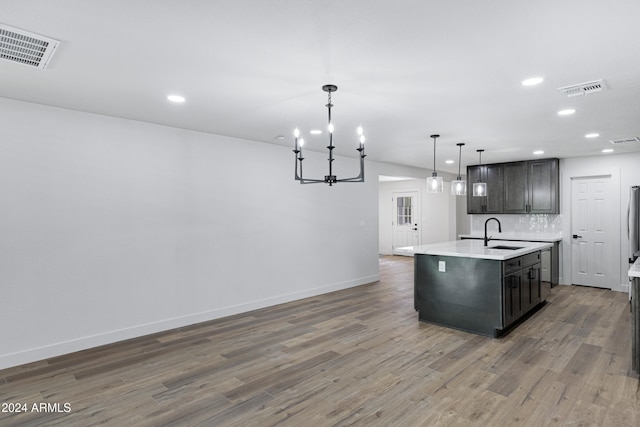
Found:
[466,164,503,214]
[467,158,559,214]
[502,251,543,328]
[414,249,547,337]
[502,270,522,327]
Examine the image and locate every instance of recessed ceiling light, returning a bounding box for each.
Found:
[533,150,544,155]
[585,133,599,138]
[602,148,614,153]
[276,135,285,140]
[522,77,544,86]
[557,109,575,116]
[310,129,322,135]
[445,160,454,164]
[167,94,185,103]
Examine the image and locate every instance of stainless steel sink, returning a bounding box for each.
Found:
[489,245,524,250]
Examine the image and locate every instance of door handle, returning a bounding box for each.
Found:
[412,228,418,231]
[572,234,583,239]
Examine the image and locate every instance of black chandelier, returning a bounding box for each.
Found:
[293,84,366,186]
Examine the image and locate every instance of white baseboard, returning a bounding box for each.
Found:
[0,274,380,370]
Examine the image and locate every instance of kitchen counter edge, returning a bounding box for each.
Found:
[458,233,562,242]
[397,240,553,261]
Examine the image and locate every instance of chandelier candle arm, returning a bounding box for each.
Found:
[292,84,366,186]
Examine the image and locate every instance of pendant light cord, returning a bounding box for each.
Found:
[433,137,436,174]
[430,134,440,177]
[457,143,463,179]
[477,149,484,182]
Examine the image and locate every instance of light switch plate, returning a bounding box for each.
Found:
[438,261,446,272]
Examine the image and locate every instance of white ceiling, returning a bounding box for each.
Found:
[2,0,640,175]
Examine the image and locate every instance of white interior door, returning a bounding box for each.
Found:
[571,176,612,288]
[392,191,420,254]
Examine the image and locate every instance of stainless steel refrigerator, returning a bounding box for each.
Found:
[629,186,640,372]
[630,186,640,263]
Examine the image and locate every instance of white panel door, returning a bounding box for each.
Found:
[392,191,420,254]
[571,176,611,288]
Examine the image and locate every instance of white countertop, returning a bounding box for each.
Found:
[629,258,640,278]
[458,233,562,242]
[397,239,553,260]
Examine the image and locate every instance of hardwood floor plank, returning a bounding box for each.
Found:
[221,350,340,402]
[557,342,603,385]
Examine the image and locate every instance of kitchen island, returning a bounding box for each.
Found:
[398,239,553,337]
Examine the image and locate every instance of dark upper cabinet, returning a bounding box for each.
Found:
[528,158,559,213]
[466,164,503,214]
[467,158,559,214]
[503,161,529,213]
[485,164,504,213]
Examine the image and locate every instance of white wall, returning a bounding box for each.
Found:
[0,97,383,369]
[378,179,458,254]
[560,153,640,292]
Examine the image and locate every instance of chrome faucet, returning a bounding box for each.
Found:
[484,217,502,246]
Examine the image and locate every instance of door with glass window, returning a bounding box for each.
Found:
[392,191,420,254]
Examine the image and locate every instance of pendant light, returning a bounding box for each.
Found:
[426,134,443,193]
[473,149,487,197]
[451,143,467,196]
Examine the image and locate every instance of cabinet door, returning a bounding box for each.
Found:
[522,263,542,313]
[466,165,486,213]
[485,164,504,213]
[503,271,522,327]
[529,159,559,214]
[503,161,529,213]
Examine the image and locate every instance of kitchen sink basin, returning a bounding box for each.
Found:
[489,245,524,250]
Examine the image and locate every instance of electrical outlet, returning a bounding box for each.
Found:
[439,261,446,272]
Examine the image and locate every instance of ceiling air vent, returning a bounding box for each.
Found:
[558,79,606,97]
[610,137,640,145]
[0,24,59,69]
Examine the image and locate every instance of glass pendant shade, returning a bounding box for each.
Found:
[451,142,467,196]
[426,134,443,193]
[473,149,487,197]
[451,179,467,195]
[427,175,444,193]
[473,182,487,196]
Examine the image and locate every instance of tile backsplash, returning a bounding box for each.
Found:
[469,214,563,238]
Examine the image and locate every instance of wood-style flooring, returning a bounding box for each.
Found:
[1,256,639,426]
